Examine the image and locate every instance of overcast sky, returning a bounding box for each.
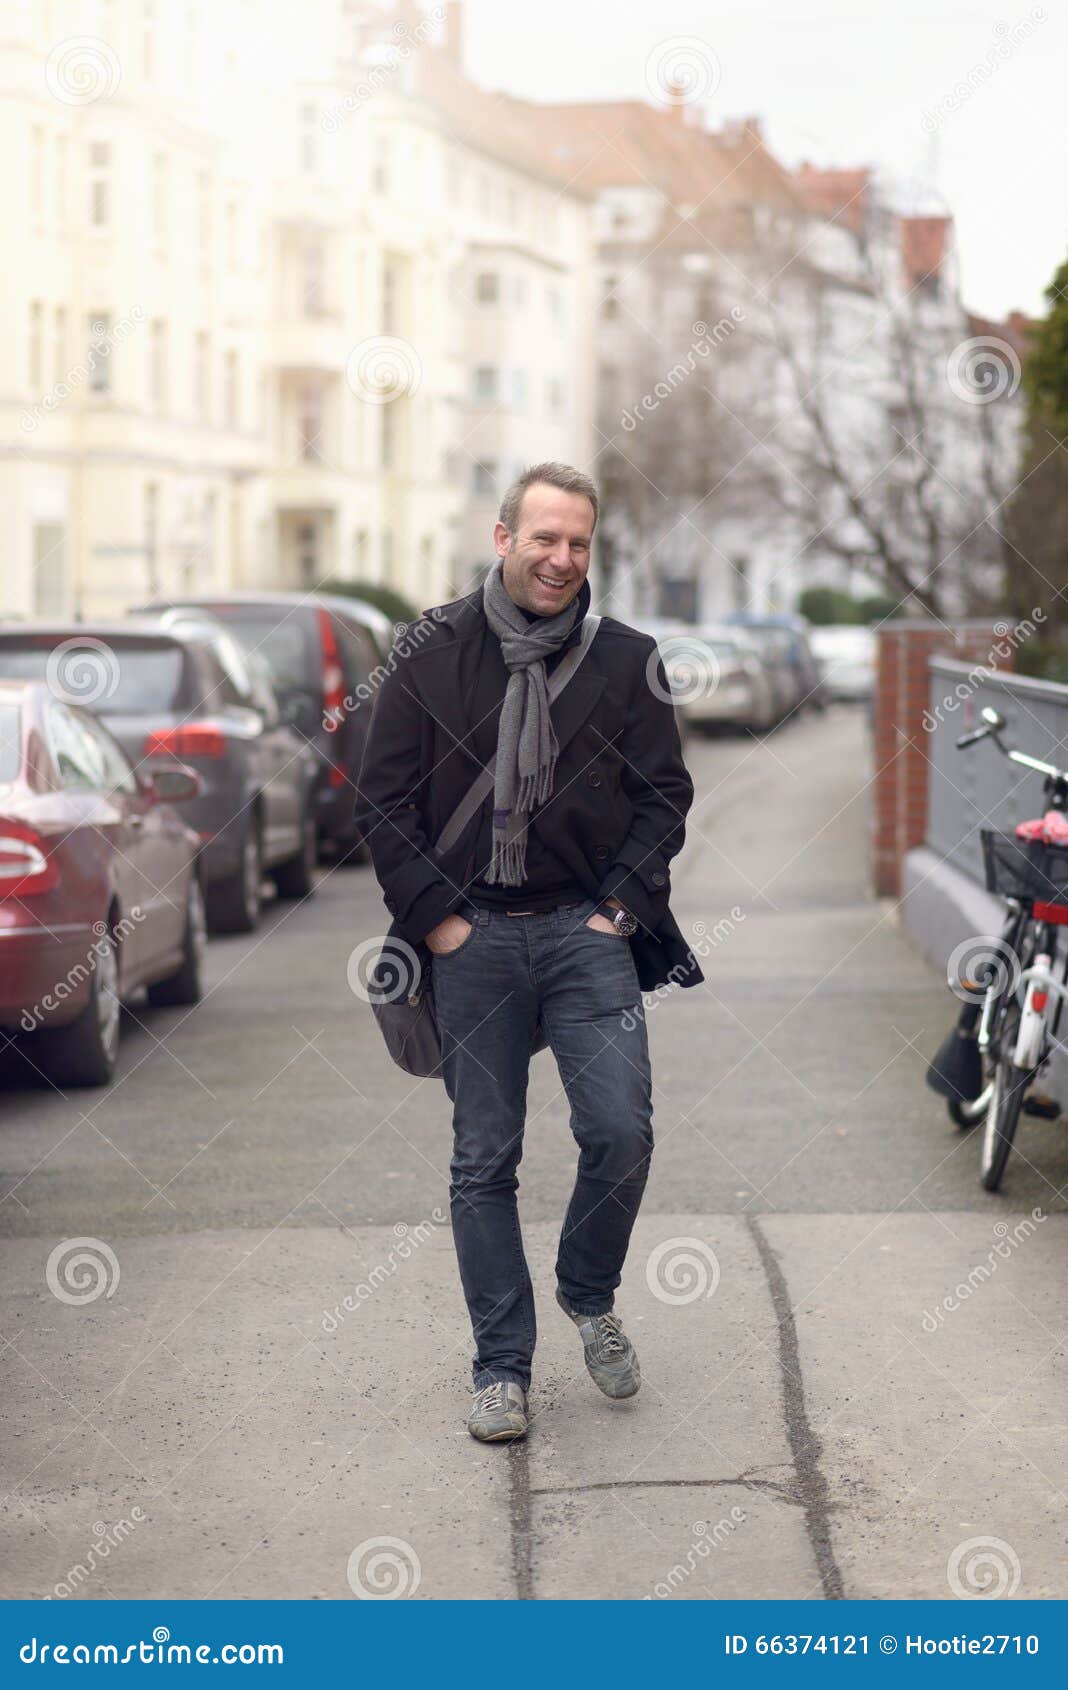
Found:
[458,0,1064,320]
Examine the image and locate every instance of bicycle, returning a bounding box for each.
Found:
[926,705,1068,1191]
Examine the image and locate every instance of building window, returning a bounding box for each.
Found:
[472,459,497,498]
[152,152,168,246]
[223,349,239,427]
[299,384,323,461]
[28,302,43,390]
[55,134,67,223]
[602,280,619,320]
[196,170,211,255]
[372,135,389,194]
[33,523,67,617]
[546,376,563,418]
[381,260,398,334]
[510,369,527,410]
[475,271,499,304]
[31,125,44,218]
[194,330,210,419]
[381,402,396,470]
[302,243,325,316]
[150,318,167,410]
[473,365,497,402]
[143,481,159,595]
[53,306,66,387]
[546,285,562,319]
[88,314,112,395]
[299,103,319,174]
[88,140,111,229]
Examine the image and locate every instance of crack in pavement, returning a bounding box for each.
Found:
[746,1214,845,1600]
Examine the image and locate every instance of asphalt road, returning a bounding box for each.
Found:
[2,704,1066,1600]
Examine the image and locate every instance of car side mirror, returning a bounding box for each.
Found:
[144,763,202,803]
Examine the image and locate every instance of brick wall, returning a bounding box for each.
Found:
[872,623,1014,897]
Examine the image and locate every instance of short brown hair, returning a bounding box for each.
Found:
[498,461,599,538]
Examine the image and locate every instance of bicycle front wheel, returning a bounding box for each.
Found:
[979,1059,1029,1192]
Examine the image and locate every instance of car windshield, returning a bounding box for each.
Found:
[0,702,20,780]
[195,608,316,695]
[0,641,185,713]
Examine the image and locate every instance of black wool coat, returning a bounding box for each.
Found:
[352,584,705,994]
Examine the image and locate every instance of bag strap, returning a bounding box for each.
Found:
[434,613,602,855]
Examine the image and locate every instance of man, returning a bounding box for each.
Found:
[354,462,703,1443]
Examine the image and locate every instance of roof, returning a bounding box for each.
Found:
[900,214,952,285]
[523,99,801,215]
[794,166,872,235]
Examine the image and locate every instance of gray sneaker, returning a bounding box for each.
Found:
[467,1379,529,1442]
[556,1286,641,1399]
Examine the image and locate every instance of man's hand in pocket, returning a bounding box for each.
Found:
[425,913,473,955]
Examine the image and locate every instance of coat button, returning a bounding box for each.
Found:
[651,870,666,886]
[587,771,602,787]
[594,846,609,860]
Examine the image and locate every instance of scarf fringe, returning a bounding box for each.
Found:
[484,832,527,886]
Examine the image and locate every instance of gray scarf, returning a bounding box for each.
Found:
[481,558,583,885]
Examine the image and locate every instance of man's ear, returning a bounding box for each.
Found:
[492,521,512,560]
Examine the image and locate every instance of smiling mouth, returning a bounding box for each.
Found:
[534,574,569,591]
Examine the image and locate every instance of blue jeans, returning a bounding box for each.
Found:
[430,894,654,1390]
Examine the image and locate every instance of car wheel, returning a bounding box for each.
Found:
[41,919,121,1087]
[206,823,262,934]
[147,874,207,1007]
[272,810,318,899]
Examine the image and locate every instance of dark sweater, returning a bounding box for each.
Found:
[462,576,592,912]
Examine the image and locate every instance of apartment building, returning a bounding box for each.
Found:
[2,0,596,619]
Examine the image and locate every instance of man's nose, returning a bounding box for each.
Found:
[545,539,571,571]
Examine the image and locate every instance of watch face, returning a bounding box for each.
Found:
[614,910,638,936]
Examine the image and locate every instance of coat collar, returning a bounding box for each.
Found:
[412,569,604,772]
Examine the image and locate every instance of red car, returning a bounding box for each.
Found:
[0,680,206,1087]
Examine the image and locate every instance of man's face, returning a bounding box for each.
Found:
[494,483,595,616]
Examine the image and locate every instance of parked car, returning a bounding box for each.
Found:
[0,680,205,1086]
[724,614,827,718]
[695,626,779,732]
[0,619,319,934]
[809,624,876,702]
[132,592,390,862]
[636,618,778,736]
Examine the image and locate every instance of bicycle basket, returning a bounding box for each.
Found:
[981,829,1068,906]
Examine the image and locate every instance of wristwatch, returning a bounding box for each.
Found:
[601,901,639,937]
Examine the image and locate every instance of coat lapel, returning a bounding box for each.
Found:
[410,587,605,771]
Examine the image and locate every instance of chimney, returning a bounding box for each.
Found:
[443,0,464,67]
[665,77,689,123]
